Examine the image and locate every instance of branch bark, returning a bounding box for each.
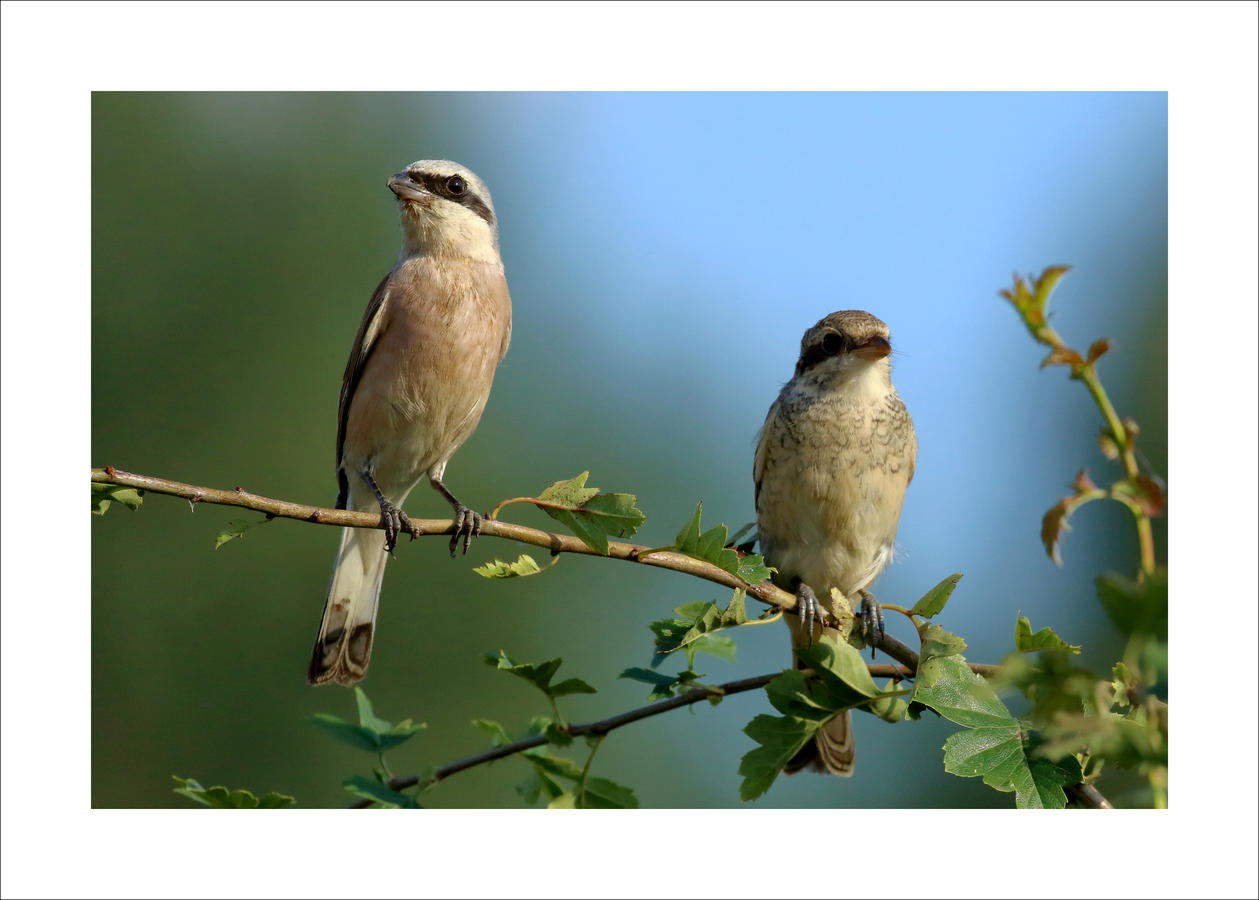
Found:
[92,466,801,611]
[95,467,1088,809]
[347,662,929,808]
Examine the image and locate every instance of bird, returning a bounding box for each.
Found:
[308,160,513,687]
[753,310,916,775]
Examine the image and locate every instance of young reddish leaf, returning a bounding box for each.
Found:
[1072,469,1097,493]
[1041,491,1101,566]
[1039,347,1084,369]
[1086,338,1110,364]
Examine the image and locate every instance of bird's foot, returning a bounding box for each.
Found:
[430,477,484,556]
[361,469,419,554]
[858,590,884,658]
[378,498,419,555]
[448,504,483,557]
[796,583,831,641]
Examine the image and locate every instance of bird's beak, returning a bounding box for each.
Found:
[852,336,892,361]
[387,171,429,204]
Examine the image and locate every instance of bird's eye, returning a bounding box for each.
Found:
[446,175,467,196]
[821,332,846,355]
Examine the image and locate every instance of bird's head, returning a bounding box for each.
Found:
[794,310,895,387]
[388,160,500,263]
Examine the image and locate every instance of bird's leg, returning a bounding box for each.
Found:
[794,581,831,643]
[857,590,885,658]
[360,469,419,554]
[430,477,483,557]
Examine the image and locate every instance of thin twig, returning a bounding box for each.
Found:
[347,662,934,808]
[92,466,801,612]
[346,640,1005,808]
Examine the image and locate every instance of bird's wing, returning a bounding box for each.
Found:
[335,271,393,508]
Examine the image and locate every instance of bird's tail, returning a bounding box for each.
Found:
[783,618,857,777]
[308,522,389,686]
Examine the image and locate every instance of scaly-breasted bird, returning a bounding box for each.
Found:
[308,160,512,686]
[754,310,916,775]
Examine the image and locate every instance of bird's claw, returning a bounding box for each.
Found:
[858,590,884,657]
[796,583,831,642]
[449,505,483,557]
[378,501,417,555]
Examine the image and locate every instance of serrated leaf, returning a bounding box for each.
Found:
[910,573,963,618]
[342,775,421,809]
[214,516,270,549]
[671,503,774,585]
[536,472,644,554]
[649,591,749,661]
[941,726,1075,809]
[171,775,294,809]
[1014,615,1082,654]
[473,554,545,578]
[738,714,818,801]
[919,624,967,662]
[92,483,144,515]
[912,653,1011,728]
[483,650,595,700]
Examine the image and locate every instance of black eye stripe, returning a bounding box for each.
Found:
[408,171,495,226]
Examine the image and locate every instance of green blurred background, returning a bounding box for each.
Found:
[92,92,1167,808]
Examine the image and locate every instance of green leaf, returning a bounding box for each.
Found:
[547,791,578,809]
[472,718,512,746]
[912,654,1012,728]
[1096,569,1167,638]
[171,775,294,809]
[869,678,910,723]
[306,713,385,752]
[620,666,685,700]
[1014,614,1082,654]
[919,624,967,662]
[670,503,774,584]
[910,573,963,618]
[941,727,1075,809]
[739,638,906,801]
[342,775,421,809]
[738,714,818,801]
[92,483,144,515]
[649,591,749,661]
[214,516,270,549]
[536,472,644,554]
[308,689,425,753]
[473,554,547,578]
[483,650,596,700]
[579,776,640,809]
[797,636,882,700]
